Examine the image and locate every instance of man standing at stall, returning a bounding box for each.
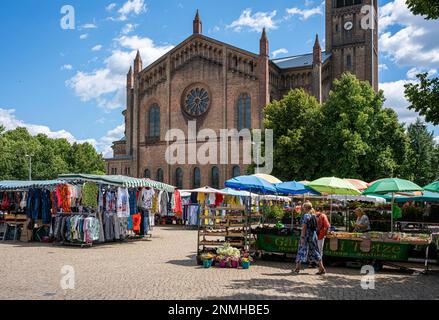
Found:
[316,209,330,256]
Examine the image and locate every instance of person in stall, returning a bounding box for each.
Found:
[352,207,371,233]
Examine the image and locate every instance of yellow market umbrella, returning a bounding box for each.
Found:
[252,173,282,184]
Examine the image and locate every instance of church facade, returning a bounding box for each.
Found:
[105,0,379,189]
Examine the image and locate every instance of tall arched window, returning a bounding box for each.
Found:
[211,167,220,189]
[175,168,183,189]
[193,167,201,188]
[157,168,164,183]
[237,93,251,130]
[144,169,151,179]
[149,104,160,139]
[232,166,241,178]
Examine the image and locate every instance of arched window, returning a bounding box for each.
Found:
[232,166,241,178]
[157,168,164,183]
[149,104,160,139]
[193,167,201,189]
[237,93,251,130]
[211,167,220,189]
[144,169,151,179]
[175,168,183,189]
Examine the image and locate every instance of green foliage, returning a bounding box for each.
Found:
[263,88,322,180]
[406,118,437,185]
[406,0,439,20]
[404,73,439,125]
[0,127,105,180]
[263,205,285,221]
[262,73,429,182]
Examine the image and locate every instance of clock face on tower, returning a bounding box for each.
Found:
[344,21,353,31]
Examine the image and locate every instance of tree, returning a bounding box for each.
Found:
[406,118,437,185]
[263,88,322,181]
[404,73,439,125]
[406,0,439,20]
[0,127,105,180]
[319,73,411,181]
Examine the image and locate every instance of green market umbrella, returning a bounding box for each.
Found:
[308,177,361,224]
[424,181,439,193]
[363,178,423,232]
[308,177,361,196]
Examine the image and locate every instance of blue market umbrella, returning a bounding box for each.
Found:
[225,175,277,194]
[275,181,320,195]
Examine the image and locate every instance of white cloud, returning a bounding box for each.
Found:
[379,80,420,124]
[80,34,89,40]
[61,64,73,71]
[272,48,288,58]
[117,0,147,21]
[227,9,278,32]
[208,26,220,33]
[92,45,103,52]
[435,136,439,144]
[106,3,117,11]
[406,67,437,79]
[0,108,124,157]
[379,0,439,69]
[67,35,174,110]
[285,3,323,20]
[378,64,388,71]
[121,23,137,35]
[81,23,97,30]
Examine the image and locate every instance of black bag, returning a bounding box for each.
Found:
[308,214,318,232]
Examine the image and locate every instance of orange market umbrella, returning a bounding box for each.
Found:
[345,179,369,191]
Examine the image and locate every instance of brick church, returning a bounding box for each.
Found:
[106,0,379,189]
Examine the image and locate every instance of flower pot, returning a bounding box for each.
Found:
[231,260,239,268]
[203,259,213,268]
[242,261,251,269]
[219,260,227,268]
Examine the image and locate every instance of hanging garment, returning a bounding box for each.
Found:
[41,190,52,224]
[197,193,206,204]
[128,189,138,215]
[97,211,105,243]
[173,190,183,216]
[159,191,169,216]
[132,213,141,232]
[208,193,216,205]
[215,193,224,206]
[139,188,155,210]
[116,188,130,218]
[190,192,198,204]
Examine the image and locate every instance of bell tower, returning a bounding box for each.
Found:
[325,0,378,91]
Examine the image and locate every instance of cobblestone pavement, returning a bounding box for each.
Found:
[1,226,438,300]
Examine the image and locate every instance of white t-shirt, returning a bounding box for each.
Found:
[140,188,155,210]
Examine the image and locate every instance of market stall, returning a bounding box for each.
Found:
[0,174,179,247]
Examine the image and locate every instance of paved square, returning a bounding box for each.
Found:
[1,226,438,300]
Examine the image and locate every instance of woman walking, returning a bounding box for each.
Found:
[294,202,326,275]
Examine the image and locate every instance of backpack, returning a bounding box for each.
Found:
[308,214,318,232]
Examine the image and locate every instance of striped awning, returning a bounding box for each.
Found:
[58,174,175,193]
[0,180,64,190]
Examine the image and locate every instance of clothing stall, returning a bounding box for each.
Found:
[0,174,178,247]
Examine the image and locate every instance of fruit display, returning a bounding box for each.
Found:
[327,231,432,245]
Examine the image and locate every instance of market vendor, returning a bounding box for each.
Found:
[353,208,371,233]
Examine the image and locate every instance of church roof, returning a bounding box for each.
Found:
[271,51,331,69]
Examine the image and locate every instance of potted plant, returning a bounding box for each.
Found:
[240,252,253,269]
[200,253,215,268]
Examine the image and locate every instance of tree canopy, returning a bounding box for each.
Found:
[404,73,439,125]
[263,73,437,183]
[0,127,105,180]
[406,0,439,20]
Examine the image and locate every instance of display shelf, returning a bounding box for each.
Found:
[197,203,263,257]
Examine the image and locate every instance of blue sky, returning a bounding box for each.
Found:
[0,0,438,157]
